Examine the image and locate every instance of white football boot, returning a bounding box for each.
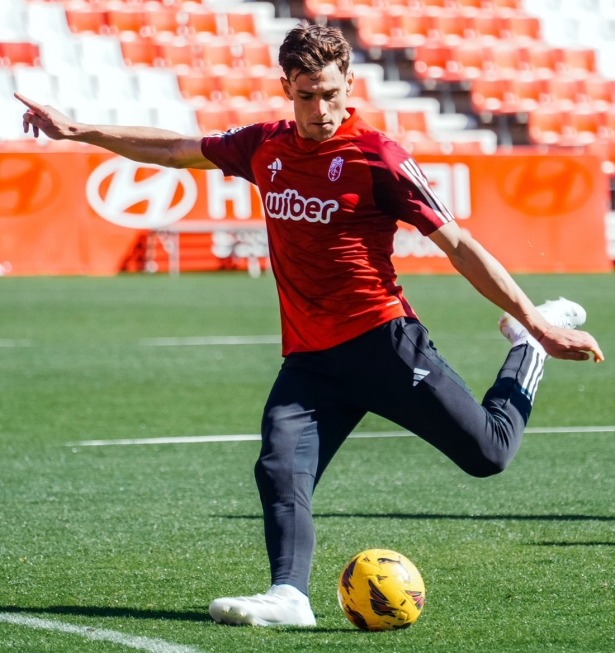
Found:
[209,584,316,627]
[499,297,586,350]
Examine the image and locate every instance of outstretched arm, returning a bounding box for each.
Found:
[429,221,604,363]
[15,93,217,171]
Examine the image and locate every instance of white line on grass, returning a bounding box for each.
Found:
[0,613,202,653]
[140,336,281,346]
[66,427,615,447]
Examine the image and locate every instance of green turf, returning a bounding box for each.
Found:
[0,273,613,652]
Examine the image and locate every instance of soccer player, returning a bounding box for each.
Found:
[16,24,603,628]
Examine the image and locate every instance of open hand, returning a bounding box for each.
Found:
[14,92,75,140]
[539,325,604,363]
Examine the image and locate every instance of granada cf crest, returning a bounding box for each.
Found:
[328,156,344,181]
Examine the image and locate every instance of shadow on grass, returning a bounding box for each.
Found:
[217,513,615,522]
[0,605,213,622]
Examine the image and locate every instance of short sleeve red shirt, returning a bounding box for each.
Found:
[201,109,454,356]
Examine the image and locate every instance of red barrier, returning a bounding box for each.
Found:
[0,143,610,275]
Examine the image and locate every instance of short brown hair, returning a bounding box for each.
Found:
[278,23,351,81]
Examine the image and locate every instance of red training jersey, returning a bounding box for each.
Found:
[201,109,454,356]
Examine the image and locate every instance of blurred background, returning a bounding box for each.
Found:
[0,0,614,276]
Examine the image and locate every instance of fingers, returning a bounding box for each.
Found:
[14,92,43,112]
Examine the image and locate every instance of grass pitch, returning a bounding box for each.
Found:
[0,273,614,653]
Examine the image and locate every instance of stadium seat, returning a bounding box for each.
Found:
[585,76,615,109]
[27,1,72,42]
[547,75,586,109]
[528,106,570,145]
[0,3,27,41]
[79,35,126,73]
[155,102,200,135]
[0,68,15,98]
[471,75,517,114]
[242,41,273,69]
[414,43,462,82]
[434,129,498,154]
[0,42,40,67]
[510,74,550,112]
[13,68,57,106]
[397,109,429,139]
[135,68,184,106]
[120,35,160,66]
[157,38,205,68]
[185,8,219,38]
[65,5,109,35]
[146,5,184,37]
[107,6,148,35]
[432,12,473,45]
[561,48,597,77]
[55,70,97,107]
[568,105,602,145]
[202,41,242,70]
[234,105,277,127]
[220,71,261,102]
[507,14,541,42]
[457,0,487,15]
[227,12,258,38]
[526,42,564,78]
[95,70,138,106]
[177,69,222,101]
[471,13,507,41]
[113,102,156,128]
[491,0,523,12]
[356,13,396,50]
[454,40,489,80]
[260,72,287,101]
[399,11,435,48]
[357,106,389,132]
[488,42,530,78]
[196,103,236,133]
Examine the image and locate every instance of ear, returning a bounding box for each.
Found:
[345,70,355,96]
[280,77,293,101]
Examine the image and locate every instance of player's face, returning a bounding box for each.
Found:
[282,63,354,142]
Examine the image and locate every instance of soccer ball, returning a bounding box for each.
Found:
[337,548,425,631]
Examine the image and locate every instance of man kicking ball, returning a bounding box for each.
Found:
[17,23,603,628]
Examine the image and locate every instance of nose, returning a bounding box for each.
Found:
[315,98,328,117]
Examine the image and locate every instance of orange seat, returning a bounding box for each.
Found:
[107,6,148,35]
[548,75,586,109]
[186,9,219,37]
[488,42,529,78]
[260,73,287,100]
[492,0,523,10]
[274,102,296,123]
[196,104,236,133]
[433,11,473,44]
[305,0,377,21]
[457,0,489,14]
[568,105,602,145]
[454,40,489,79]
[350,76,372,102]
[507,14,541,42]
[0,41,40,67]
[471,12,507,41]
[202,41,241,70]
[414,42,462,82]
[242,41,272,69]
[510,74,550,112]
[561,48,597,77]
[234,106,277,126]
[227,12,257,37]
[220,71,260,101]
[146,6,182,36]
[120,36,159,66]
[471,75,518,114]
[526,43,563,78]
[528,106,570,145]
[65,6,109,35]
[397,110,428,137]
[177,70,222,101]
[358,107,388,132]
[357,13,396,50]
[157,38,204,68]
[422,0,458,11]
[399,11,435,48]
[585,76,615,109]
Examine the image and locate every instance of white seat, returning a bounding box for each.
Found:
[71,103,114,125]
[560,0,599,17]
[13,67,58,106]
[94,70,137,105]
[427,113,470,133]
[78,35,126,74]
[599,0,615,18]
[0,3,28,40]
[134,68,184,106]
[0,70,15,102]
[540,15,581,47]
[0,100,31,141]
[154,102,200,135]
[112,102,156,127]
[373,97,441,116]
[38,37,81,75]
[596,43,615,78]
[258,17,300,46]
[55,71,96,107]
[26,1,72,42]
[577,15,615,47]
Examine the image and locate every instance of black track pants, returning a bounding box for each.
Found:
[254,318,545,595]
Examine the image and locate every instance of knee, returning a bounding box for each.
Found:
[464,458,508,478]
